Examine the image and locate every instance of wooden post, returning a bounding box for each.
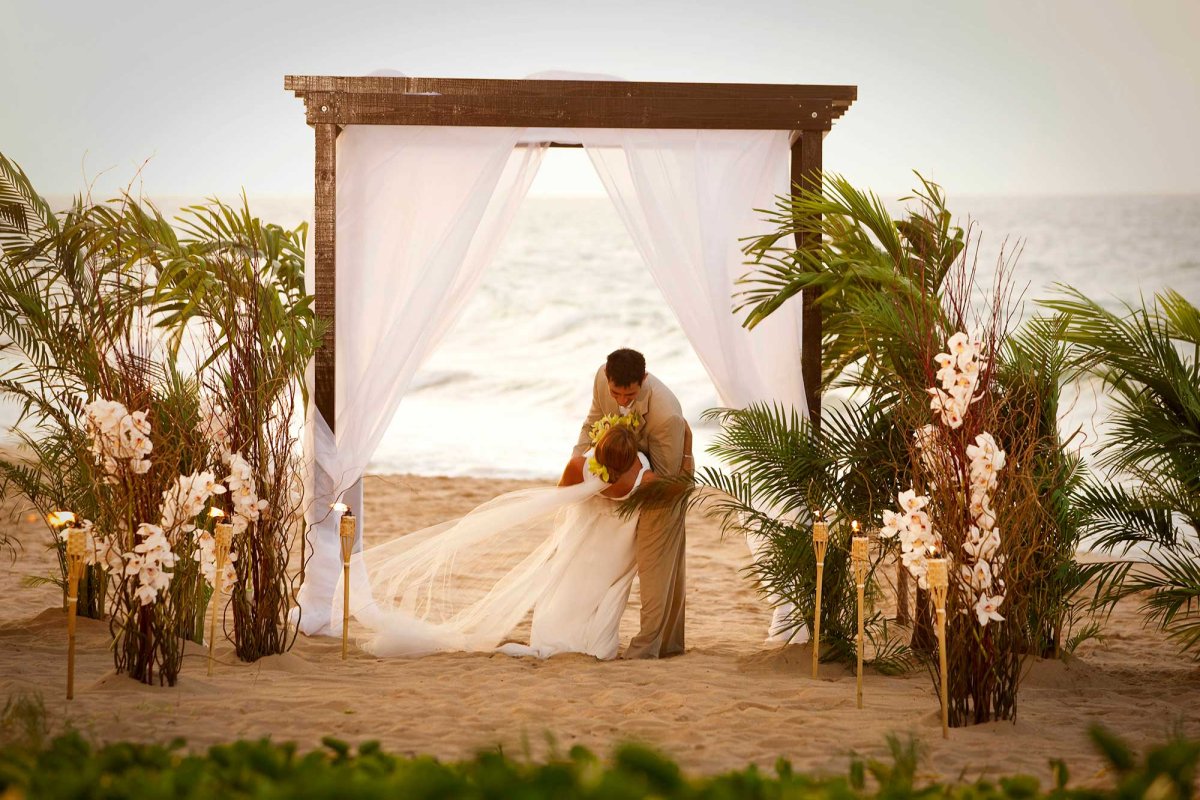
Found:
[313,122,338,430]
[791,131,824,434]
[306,121,337,587]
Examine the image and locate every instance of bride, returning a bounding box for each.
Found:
[338,418,677,660]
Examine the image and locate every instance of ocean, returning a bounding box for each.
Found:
[6,193,1200,480]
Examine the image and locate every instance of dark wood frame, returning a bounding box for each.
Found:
[286,75,857,436]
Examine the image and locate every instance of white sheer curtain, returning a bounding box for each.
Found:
[583,130,805,412]
[582,129,808,642]
[297,127,546,635]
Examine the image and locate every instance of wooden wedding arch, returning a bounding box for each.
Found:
[285,75,857,434]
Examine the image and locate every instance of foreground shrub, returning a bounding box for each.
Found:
[0,726,1195,799]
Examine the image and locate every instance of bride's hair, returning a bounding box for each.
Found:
[595,426,638,481]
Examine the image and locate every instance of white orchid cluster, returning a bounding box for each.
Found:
[882,331,1010,627]
[156,469,237,590]
[196,394,233,449]
[84,399,153,476]
[225,451,268,533]
[192,530,238,589]
[879,490,940,589]
[157,467,251,590]
[161,470,226,533]
[927,331,986,429]
[961,432,1007,626]
[195,396,268,532]
[79,397,269,605]
[123,523,178,606]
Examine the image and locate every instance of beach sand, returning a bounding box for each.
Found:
[2,473,1198,787]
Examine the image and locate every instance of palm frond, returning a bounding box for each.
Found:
[1042,286,1200,578]
[0,151,58,258]
[1111,542,1200,659]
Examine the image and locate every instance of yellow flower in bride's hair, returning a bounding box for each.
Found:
[588,411,643,444]
[586,456,609,483]
[588,418,612,444]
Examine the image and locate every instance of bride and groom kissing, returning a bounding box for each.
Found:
[347,348,693,661]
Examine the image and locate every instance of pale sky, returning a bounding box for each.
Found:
[2,0,1197,200]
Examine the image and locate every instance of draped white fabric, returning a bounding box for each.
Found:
[297,118,810,643]
[582,130,807,642]
[297,127,546,634]
[583,130,805,413]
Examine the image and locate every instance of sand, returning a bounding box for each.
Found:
[2,473,1198,787]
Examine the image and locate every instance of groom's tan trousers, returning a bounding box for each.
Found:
[625,503,686,659]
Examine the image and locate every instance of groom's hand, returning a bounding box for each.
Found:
[681,453,695,478]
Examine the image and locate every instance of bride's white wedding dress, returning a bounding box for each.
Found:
[335,451,648,660]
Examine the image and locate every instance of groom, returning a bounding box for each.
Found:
[572,348,690,658]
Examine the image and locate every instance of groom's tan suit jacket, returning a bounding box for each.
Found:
[573,366,688,658]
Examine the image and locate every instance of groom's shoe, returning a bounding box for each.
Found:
[620,642,685,659]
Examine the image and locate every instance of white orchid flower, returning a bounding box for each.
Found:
[974,593,1005,626]
[897,490,929,512]
[134,584,159,606]
[947,331,971,356]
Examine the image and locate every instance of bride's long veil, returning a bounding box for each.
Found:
[333,479,604,656]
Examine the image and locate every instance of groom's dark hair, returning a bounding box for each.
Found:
[605,349,646,387]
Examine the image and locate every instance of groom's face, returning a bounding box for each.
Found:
[607,378,642,408]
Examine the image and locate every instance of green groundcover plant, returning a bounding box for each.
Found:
[0,725,1195,799]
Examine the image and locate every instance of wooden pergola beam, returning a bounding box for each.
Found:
[287,75,855,132]
[298,91,845,130]
[285,75,856,103]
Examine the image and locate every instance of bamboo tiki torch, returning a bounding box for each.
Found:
[55,513,85,700]
[851,524,869,709]
[335,503,355,659]
[927,553,950,739]
[207,516,232,677]
[811,515,829,679]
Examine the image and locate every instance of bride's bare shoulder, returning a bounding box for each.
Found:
[559,456,586,487]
